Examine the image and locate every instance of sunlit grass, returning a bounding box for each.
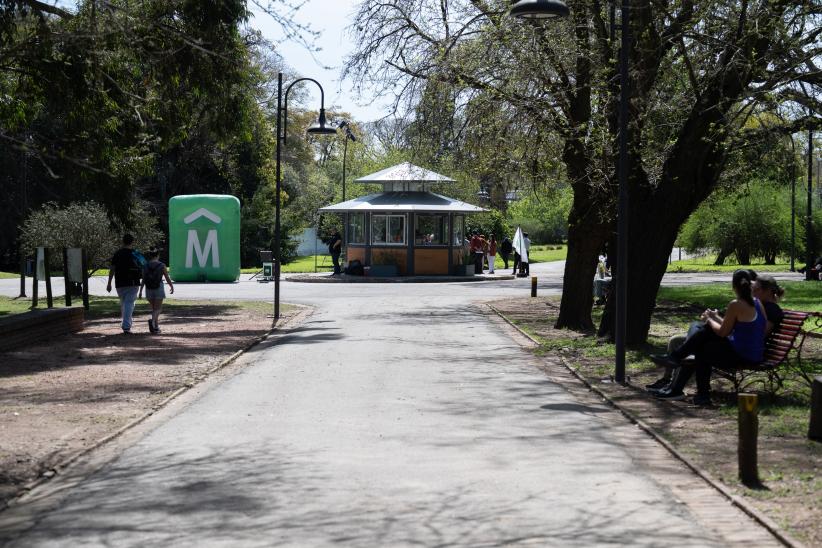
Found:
[657,281,822,313]
[668,254,792,273]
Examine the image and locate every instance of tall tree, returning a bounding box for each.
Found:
[345,0,821,343]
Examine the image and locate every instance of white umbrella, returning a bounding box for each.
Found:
[512,227,528,264]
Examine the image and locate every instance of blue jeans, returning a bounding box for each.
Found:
[116,286,139,331]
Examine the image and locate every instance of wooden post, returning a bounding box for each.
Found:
[63,248,72,307]
[738,393,759,486]
[43,247,53,308]
[81,249,90,311]
[809,376,822,441]
[531,276,538,297]
[31,248,39,309]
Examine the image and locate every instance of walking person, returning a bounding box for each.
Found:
[138,249,174,334]
[329,229,342,275]
[470,231,484,274]
[500,236,512,269]
[106,234,143,334]
[487,234,497,274]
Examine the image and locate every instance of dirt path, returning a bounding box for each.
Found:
[0,302,296,509]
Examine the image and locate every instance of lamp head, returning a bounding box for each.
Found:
[509,0,570,19]
[338,119,357,142]
[307,108,338,136]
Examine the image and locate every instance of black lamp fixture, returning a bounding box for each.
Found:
[274,73,338,321]
[509,0,570,19]
[308,108,338,136]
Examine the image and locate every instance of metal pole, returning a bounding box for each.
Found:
[614,0,630,384]
[342,135,348,202]
[791,174,796,272]
[274,72,283,320]
[807,128,814,281]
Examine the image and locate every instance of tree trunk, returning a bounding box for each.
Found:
[736,248,751,265]
[597,119,727,343]
[556,214,607,331]
[555,139,609,332]
[714,248,730,265]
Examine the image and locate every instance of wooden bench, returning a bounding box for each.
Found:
[713,310,822,392]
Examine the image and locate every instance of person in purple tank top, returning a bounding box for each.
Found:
[652,269,767,406]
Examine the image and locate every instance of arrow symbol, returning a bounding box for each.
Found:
[184,208,222,225]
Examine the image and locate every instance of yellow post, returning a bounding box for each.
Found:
[738,393,759,486]
[531,276,537,297]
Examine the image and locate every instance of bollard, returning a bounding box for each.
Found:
[809,376,822,441]
[531,276,537,297]
[738,393,759,486]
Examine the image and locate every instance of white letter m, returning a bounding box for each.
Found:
[186,229,220,268]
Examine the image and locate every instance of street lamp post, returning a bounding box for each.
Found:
[789,134,797,271]
[338,121,357,202]
[510,0,630,384]
[806,128,815,281]
[274,72,337,320]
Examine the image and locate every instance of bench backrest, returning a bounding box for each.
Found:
[762,310,809,367]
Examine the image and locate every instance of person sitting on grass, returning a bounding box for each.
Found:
[649,269,766,406]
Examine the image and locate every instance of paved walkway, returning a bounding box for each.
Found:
[1,276,781,547]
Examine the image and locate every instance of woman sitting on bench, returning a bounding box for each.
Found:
[753,274,785,335]
[651,269,767,406]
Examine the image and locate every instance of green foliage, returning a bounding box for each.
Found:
[19,201,162,272]
[0,0,273,270]
[679,181,822,265]
[465,209,511,241]
[508,186,571,244]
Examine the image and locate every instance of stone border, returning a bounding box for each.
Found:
[1,305,312,512]
[488,303,807,548]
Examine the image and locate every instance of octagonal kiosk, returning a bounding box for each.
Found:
[320,162,485,276]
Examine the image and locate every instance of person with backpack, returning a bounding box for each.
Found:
[106,234,143,334]
[139,249,174,334]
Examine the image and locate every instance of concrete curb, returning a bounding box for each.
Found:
[286,274,516,283]
[487,304,807,548]
[2,305,312,512]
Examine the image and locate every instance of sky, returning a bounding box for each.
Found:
[250,0,389,123]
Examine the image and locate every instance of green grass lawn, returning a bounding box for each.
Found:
[667,254,792,273]
[0,271,19,279]
[657,281,822,314]
[525,244,567,264]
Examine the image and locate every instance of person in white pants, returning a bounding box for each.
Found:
[487,234,497,274]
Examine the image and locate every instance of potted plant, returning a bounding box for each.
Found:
[455,249,475,276]
[369,251,399,277]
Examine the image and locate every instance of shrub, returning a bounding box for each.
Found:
[20,201,162,273]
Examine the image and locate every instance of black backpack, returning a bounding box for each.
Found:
[345,259,364,276]
[143,262,163,289]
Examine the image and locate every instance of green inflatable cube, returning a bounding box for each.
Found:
[169,195,241,282]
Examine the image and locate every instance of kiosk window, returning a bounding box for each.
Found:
[348,213,365,244]
[453,215,465,246]
[415,214,449,245]
[372,214,405,245]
